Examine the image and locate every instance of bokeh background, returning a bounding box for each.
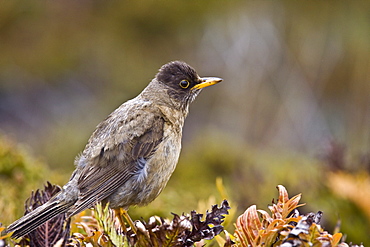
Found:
[1,1,369,244]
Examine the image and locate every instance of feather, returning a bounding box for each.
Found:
[6,197,73,239]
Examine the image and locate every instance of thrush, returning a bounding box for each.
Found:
[6,61,222,238]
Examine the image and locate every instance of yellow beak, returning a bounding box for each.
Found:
[191,77,223,90]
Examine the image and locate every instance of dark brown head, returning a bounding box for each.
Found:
[156,61,222,109]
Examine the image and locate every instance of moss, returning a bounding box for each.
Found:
[0,135,66,224]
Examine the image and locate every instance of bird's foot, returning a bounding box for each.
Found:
[114,208,137,235]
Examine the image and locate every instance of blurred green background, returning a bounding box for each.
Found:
[0,1,369,245]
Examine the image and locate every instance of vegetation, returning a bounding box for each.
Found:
[0,135,368,246]
[1,180,364,246]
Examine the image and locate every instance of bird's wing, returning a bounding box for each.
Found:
[68,103,165,215]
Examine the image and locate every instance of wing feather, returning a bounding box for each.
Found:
[68,104,165,215]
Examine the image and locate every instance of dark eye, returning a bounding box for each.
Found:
[179,80,190,89]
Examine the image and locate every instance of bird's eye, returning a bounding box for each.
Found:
[179,80,190,89]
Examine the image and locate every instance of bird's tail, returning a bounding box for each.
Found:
[5,198,73,239]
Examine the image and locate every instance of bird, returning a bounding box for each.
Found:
[6,61,222,238]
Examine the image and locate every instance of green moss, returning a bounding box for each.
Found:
[0,135,58,224]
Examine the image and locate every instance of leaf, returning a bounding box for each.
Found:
[0,226,12,240]
[331,232,343,246]
[93,203,126,247]
[151,200,230,247]
[233,186,347,247]
[20,182,71,247]
[235,205,261,247]
[272,185,305,219]
[69,200,230,247]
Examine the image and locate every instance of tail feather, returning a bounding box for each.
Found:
[6,199,73,238]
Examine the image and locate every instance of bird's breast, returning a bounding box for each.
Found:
[108,122,182,208]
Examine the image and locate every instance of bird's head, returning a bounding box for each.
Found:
[155,61,222,110]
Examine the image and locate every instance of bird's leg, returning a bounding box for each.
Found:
[114,208,137,234]
[114,208,127,233]
[121,209,137,234]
